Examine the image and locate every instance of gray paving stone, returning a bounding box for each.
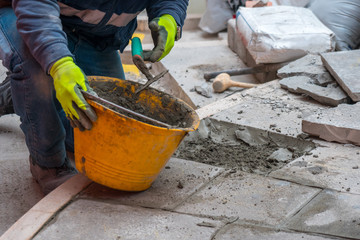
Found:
[210,80,325,139]
[174,171,320,226]
[0,157,43,236]
[33,199,224,240]
[277,54,334,86]
[286,190,360,239]
[302,103,360,146]
[0,115,28,161]
[321,50,360,102]
[270,140,360,194]
[80,158,224,210]
[280,76,349,107]
[214,223,338,240]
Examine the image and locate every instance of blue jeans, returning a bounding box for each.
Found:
[0,7,125,168]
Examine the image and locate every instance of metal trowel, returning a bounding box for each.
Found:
[131,37,168,94]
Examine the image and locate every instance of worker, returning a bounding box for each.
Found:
[0,0,188,195]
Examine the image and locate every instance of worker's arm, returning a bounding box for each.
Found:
[144,0,189,62]
[13,0,97,130]
[13,0,72,73]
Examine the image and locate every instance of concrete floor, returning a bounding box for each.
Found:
[1,22,360,239]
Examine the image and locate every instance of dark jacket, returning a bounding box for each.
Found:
[12,0,188,72]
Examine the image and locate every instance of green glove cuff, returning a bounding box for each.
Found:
[158,14,177,61]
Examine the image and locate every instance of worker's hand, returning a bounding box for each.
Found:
[50,57,97,131]
[143,14,177,62]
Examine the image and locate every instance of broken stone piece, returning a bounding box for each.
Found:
[302,103,360,146]
[277,54,334,86]
[193,82,212,98]
[280,76,349,107]
[235,128,270,146]
[321,50,360,102]
[268,148,293,162]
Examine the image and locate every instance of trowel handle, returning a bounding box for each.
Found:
[131,37,143,59]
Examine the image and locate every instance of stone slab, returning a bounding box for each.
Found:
[0,115,28,161]
[270,140,360,194]
[302,103,360,146]
[33,199,223,240]
[0,158,43,236]
[174,171,320,226]
[321,50,360,102]
[277,54,334,86]
[280,76,349,106]
[80,158,224,210]
[286,190,360,239]
[214,223,336,240]
[209,80,325,139]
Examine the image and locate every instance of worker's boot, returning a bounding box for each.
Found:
[29,157,78,195]
[0,77,14,116]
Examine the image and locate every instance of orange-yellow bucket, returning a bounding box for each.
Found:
[74,76,200,191]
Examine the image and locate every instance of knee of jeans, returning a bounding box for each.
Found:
[8,61,28,80]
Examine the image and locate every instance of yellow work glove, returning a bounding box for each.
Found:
[143,14,178,62]
[50,57,97,131]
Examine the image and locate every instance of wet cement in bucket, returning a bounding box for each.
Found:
[90,81,191,128]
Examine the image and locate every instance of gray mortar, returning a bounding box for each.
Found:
[174,118,315,176]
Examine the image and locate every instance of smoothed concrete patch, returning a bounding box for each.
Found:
[33,199,223,240]
[214,223,336,240]
[302,103,360,146]
[270,140,360,194]
[210,80,325,139]
[80,158,224,210]
[175,171,320,225]
[287,190,360,239]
